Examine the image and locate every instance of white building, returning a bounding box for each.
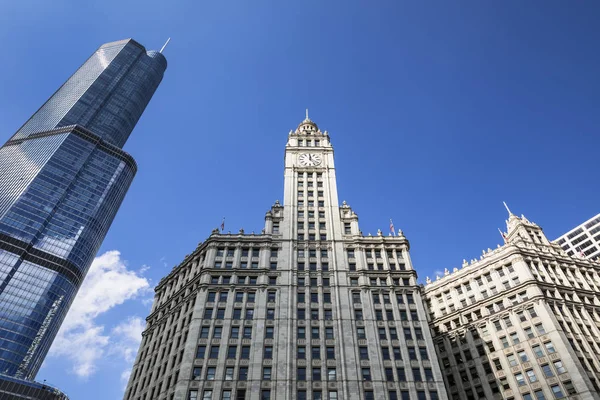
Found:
[555,214,600,260]
[124,115,448,400]
[424,206,600,400]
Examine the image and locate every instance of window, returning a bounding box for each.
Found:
[534,390,546,400]
[357,327,366,339]
[362,368,372,381]
[222,391,232,400]
[193,367,202,380]
[526,369,537,382]
[312,327,320,339]
[206,367,216,380]
[297,347,306,359]
[312,346,321,359]
[413,368,422,381]
[542,364,554,377]
[397,367,406,381]
[263,367,272,380]
[200,327,209,338]
[209,346,219,358]
[239,367,248,381]
[382,347,391,360]
[328,368,337,381]
[261,390,271,400]
[264,346,273,359]
[297,367,306,380]
[241,346,250,359]
[535,323,546,335]
[196,346,206,359]
[551,385,565,398]
[528,307,538,318]
[408,347,417,360]
[298,391,307,400]
[326,347,335,359]
[545,341,556,353]
[230,326,239,338]
[515,372,525,386]
[325,327,334,339]
[518,350,529,362]
[532,344,544,357]
[265,327,274,339]
[202,391,212,400]
[563,380,576,395]
[424,368,434,382]
[312,367,322,381]
[298,327,305,339]
[359,347,369,360]
[553,360,566,374]
[525,326,534,339]
[227,345,237,358]
[224,367,234,380]
[510,332,520,344]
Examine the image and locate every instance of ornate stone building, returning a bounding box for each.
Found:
[423,206,600,400]
[124,114,448,400]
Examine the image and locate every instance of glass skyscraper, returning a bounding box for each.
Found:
[0,38,167,382]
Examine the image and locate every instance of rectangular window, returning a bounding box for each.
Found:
[264,346,273,359]
[263,367,272,380]
[239,367,248,381]
[297,367,306,380]
[362,368,371,381]
[206,367,216,380]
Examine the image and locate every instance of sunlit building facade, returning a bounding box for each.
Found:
[424,209,600,400]
[125,116,448,400]
[0,38,167,382]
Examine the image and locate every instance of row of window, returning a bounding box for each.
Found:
[433,263,516,302]
[213,261,278,270]
[297,190,325,199]
[209,275,278,285]
[207,290,277,303]
[297,200,325,209]
[191,389,438,400]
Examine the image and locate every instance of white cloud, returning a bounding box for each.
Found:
[111,316,146,364]
[48,250,150,378]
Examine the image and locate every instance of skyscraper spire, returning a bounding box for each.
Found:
[503,201,515,216]
[160,37,171,53]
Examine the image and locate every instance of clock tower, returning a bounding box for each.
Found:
[125,112,449,400]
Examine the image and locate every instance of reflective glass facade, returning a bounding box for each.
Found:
[0,39,166,380]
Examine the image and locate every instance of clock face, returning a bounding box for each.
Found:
[298,153,322,167]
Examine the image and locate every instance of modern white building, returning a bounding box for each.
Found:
[124,115,448,400]
[424,207,600,400]
[555,214,600,260]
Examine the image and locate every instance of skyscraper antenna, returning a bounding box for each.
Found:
[306,109,309,120]
[503,201,514,216]
[160,38,171,54]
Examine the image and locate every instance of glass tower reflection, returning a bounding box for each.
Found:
[0,39,166,380]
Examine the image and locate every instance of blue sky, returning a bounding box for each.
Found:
[0,1,599,398]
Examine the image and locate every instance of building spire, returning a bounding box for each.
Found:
[503,201,515,216]
[305,108,310,121]
[160,38,171,54]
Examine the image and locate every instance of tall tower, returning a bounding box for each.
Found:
[124,114,448,400]
[0,38,167,383]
